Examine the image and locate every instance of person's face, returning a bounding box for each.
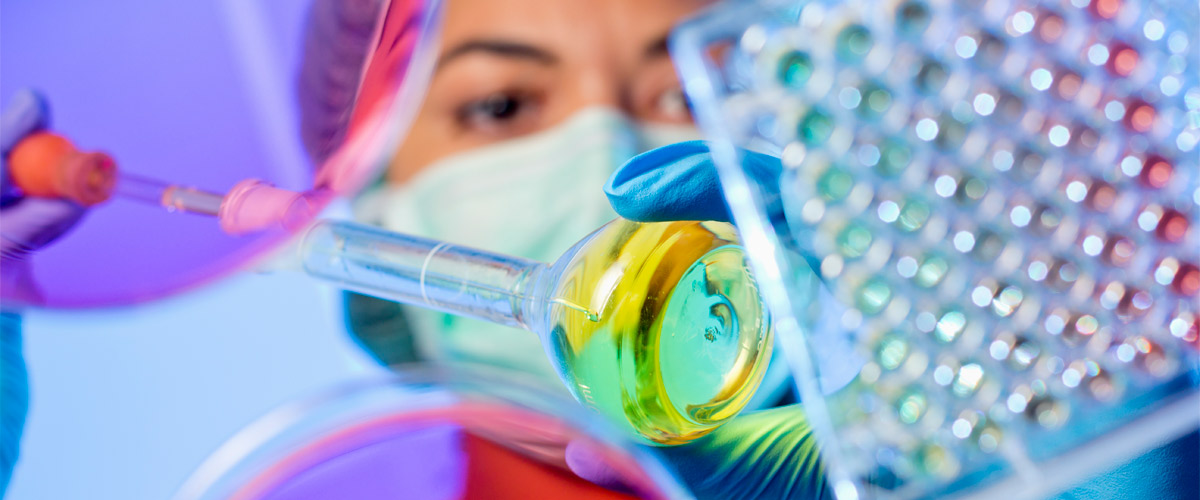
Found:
[387,0,707,183]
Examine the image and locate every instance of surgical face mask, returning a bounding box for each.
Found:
[359,108,701,262]
[354,108,700,382]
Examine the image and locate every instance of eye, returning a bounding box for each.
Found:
[654,87,693,123]
[455,91,538,134]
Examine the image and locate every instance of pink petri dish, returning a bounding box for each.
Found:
[0,0,440,308]
[173,369,689,500]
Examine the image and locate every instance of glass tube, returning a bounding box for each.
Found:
[116,173,225,216]
[301,219,546,329]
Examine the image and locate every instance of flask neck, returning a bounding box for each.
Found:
[300,219,553,331]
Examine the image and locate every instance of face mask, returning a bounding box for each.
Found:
[361,108,698,262]
[354,108,701,382]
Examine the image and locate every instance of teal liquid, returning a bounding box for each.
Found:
[547,220,773,444]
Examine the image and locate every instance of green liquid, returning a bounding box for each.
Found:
[836,24,874,61]
[547,220,773,444]
[800,108,834,144]
[778,50,814,88]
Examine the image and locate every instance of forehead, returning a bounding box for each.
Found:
[437,0,706,55]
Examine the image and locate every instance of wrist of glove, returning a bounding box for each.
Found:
[568,405,829,500]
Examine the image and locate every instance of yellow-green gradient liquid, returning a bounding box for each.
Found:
[547,220,773,445]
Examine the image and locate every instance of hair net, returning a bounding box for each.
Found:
[296,0,385,165]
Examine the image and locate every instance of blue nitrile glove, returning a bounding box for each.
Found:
[0,313,28,497]
[1,90,52,204]
[0,90,87,496]
[595,140,1199,500]
[567,405,828,500]
[603,140,779,224]
[1,90,86,304]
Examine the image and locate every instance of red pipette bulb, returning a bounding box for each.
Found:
[7,131,117,206]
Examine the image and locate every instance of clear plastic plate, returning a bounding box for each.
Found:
[672,0,1199,498]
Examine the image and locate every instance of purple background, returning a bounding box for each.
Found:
[4,1,384,499]
[2,0,315,306]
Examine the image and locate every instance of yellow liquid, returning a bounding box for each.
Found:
[546,220,773,444]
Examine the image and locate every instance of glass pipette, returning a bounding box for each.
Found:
[115,173,225,216]
[5,131,326,234]
[300,218,774,445]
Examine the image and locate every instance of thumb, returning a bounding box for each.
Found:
[564,439,636,494]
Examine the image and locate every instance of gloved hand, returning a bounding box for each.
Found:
[602,140,780,224]
[565,141,828,499]
[1,90,86,305]
[0,90,86,496]
[567,405,826,499]
[593,140,1198,500]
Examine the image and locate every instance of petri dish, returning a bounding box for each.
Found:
[0,0,441,307]
[172,367,690,500]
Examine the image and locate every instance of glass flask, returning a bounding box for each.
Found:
[300,218,774,445]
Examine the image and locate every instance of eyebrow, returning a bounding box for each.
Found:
[437,39,558,69]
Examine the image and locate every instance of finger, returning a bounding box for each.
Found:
[0,90,50,154]
[564,439,635,494]
[0,197,86,259]
[605,141,731,222]
[605,141,785,224]
[656,405,831,500]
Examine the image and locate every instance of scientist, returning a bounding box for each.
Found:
[301,0,729,392]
